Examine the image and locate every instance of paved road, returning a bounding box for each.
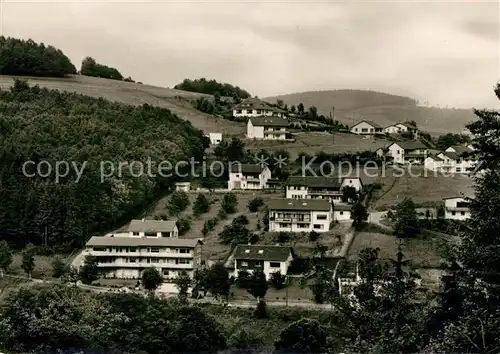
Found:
[369,211,391,230]
[1,274,333,309]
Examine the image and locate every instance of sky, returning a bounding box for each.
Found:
[0,0,499,108]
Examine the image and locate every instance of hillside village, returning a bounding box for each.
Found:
[0,35,499,354]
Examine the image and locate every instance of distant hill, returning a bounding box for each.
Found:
[265,90,477,134]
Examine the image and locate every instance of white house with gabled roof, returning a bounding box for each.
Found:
[443,197,472,220]
[227,163,272,190]
[267,198,333,233]
[350,120,383,135]
[247,117,288,140]
[233,97,286,118]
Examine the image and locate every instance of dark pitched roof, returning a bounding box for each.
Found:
[128,219,177,233]
[233,98,286,113]
[447,145,474,155]
[333,203,351,211]
[267,198,331,211]
[352,120,382,128]
[233,244,293,261]
[286,176,341,188]
[427,154,444,161]
[443,151,460,161]
[229,163,265,174]
[391,141,427,150]
[250,117,289,127]
[86,236,202,248]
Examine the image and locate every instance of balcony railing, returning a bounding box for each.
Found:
[89,250,193,258]
[272,217,311,223]
[97,262,194,269]
[308,190,341,195]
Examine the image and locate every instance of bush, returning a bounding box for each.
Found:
[176,217,192,236]
[254,300,268,319]
[221,193,238,214]
[218,208,228,220]
[247,197,264,212]
[0,36,76,77]
[233,215,249,225]
[193,194,210,215]
[236,270,250,288]
[168,191,190,215]
[81,57,123,80]
[275,232,292,243]
[309,230,320,242]
[227,328,265,350]
[270,271,286,290]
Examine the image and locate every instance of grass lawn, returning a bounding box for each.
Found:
[348,231,446,268]
[9,254,65,279]
[373,167,474,209]
[230,278,313,302]
[246,132,390,160]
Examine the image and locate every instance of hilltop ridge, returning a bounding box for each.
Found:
[265,89,476,134]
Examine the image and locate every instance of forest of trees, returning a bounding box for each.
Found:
[80,57,124,81]
[0,37,77,77]
[0,80,208,250]
[174,78,251,98]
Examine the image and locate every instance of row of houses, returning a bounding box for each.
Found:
[375,142,477,173]
[350,121,418,136]
[424,145,477,174]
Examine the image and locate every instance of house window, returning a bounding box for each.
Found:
[279,223,289,228]
[316,214,327,220]
[132,232,139,236]
[340,211,344,215]
[456,168,461,172]
[236,110,242,114]
[246,110,253,114]
[355,128,358,132]
[461,212,465,216]
[270,262,280,268]
[256,110,261,114]
[163,270,169,276]
[145,232,156,237]
[129,258,136,263]
[150,247,159,253]
[452,211,456,216]
[313,224,324,229]
[241,261,248,267]
[93,247,106,252]
[151,258,159,263]
[179,248,190,254]
[129,248,136,252]
[177,259,190,264]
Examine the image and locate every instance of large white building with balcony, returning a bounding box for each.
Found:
[84,219,203,280]
[285,176,363,203]
[267,198,333,233]
[383,141,428,164]
[247,117,288,140]
[227,163,272,190]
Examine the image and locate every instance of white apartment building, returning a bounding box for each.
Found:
[84,219,202,279]
[227,163,272,190]
[231,244,294,280]
[350,120,383,135]
[444,197,472,220]
[247,117,288,140]
[267,198,333,233]
[383,123,417,135]
[386,141,428,164]
[285,176,363,203]
[232,98,286,118]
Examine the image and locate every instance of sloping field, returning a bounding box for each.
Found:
[246,132,391,160]
[0,74,246,136]
[373,167,475,209]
